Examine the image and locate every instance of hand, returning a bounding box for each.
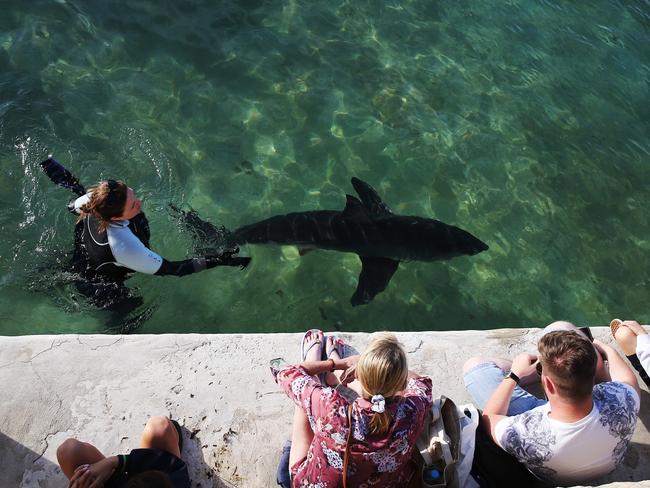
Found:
[511,353,538,378]
[339,364,357,386]
[621,320,648,336]
[205,254,251,270]
[340,354,359,371]
[69,457,117,488]
[220,246,240,258]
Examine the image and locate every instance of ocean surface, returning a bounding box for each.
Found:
[1,0,649,334]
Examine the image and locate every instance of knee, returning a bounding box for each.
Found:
[143,416,173,442]
[57,438,82,463]
[463,357,491,374]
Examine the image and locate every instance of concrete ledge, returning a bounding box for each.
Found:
[1,328,649,487]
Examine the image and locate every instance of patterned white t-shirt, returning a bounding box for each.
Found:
[495,382,639,486]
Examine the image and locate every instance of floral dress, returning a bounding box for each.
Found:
[275,364,433,488]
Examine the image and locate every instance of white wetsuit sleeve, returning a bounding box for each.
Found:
[636,334,650,375]
[107,224,163,274]
[72,193,92,214]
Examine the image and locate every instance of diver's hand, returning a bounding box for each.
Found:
[205,254,251,270]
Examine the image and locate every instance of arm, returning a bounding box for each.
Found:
[594,340,640,398]
[299,355,359,377]
[68,456,118,488]
[110,227,250,276]
[482,353,537,441]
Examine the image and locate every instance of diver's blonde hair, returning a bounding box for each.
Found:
[356,332,408,435]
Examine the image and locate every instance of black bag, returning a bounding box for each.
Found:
[470,415,548,488]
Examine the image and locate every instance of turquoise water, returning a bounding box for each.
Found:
[1,0,649,334]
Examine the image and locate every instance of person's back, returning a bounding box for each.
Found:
[491,332,639,486]
[495,381,637,485]
[274,331,432,488]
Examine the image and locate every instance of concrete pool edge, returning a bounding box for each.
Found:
[1,328,648,487]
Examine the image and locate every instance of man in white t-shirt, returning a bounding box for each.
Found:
[464,325,640,486]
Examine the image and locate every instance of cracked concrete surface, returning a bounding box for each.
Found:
[0,329,649,488]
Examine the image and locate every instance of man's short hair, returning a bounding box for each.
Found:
[538,331,597,402]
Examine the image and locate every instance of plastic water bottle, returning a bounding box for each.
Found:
[423,467,442,484]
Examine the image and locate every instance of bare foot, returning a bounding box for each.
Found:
[324,336,343,386]
[303,330,323,364]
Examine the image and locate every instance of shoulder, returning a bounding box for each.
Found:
[71,193,92,214]
[594,382,640,412]
[405,376,432,398]
[495,405,551,446]
[593,382,640,431]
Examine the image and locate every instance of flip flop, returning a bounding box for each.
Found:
[610,319,624,339]
[301,329,325,361]
[170,419,183,453]
[326,336,344,360]
[301,329,327,385]
[326,335,359,359]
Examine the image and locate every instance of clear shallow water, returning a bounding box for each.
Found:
[1,0,649,334]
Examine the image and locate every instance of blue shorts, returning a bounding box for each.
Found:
[463,362,547,416]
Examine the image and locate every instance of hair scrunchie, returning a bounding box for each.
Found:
[370,394,386,413]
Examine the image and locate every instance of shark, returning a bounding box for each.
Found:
[231,177,488,306]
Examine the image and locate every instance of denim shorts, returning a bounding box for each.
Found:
[463,362,547,416]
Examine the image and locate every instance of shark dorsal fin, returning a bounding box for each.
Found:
[351,177,393,216]
[342,194,371,221]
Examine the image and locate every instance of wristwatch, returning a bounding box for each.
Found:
[505,370,521,384]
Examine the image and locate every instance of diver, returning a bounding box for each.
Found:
[40,156,250,330]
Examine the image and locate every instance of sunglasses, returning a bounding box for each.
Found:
[536,361,543,376]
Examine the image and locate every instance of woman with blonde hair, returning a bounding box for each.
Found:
[273,329,432,487]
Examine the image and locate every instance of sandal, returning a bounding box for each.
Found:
[610,319,624,339]
[301,329,325,361]
[326,336,345,360]
[301,329,326,385]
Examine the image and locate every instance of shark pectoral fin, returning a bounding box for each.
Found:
[342,194,371,222]
[350,256,399,306]
[351,177,393,216]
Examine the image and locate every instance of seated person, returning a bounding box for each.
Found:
[463,321,640,486]
[272,330,432,488]
[57,415,189,488]
[611,319,650,388]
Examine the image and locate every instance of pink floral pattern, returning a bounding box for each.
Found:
[276,365,433,488]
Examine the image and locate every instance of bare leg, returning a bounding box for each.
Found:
[56,439,105,479]
[289,330,322,469]
[463,356,541,386]
[139,416,181,459]
[615,327,638,356]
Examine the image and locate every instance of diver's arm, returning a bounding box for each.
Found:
[110,224,250,277]
[155,255,250,276]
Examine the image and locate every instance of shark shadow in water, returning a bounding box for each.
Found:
[230,177,489,306]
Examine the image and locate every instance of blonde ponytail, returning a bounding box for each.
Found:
[356,333,408,435]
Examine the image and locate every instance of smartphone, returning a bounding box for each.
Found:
[578,326,594,342]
